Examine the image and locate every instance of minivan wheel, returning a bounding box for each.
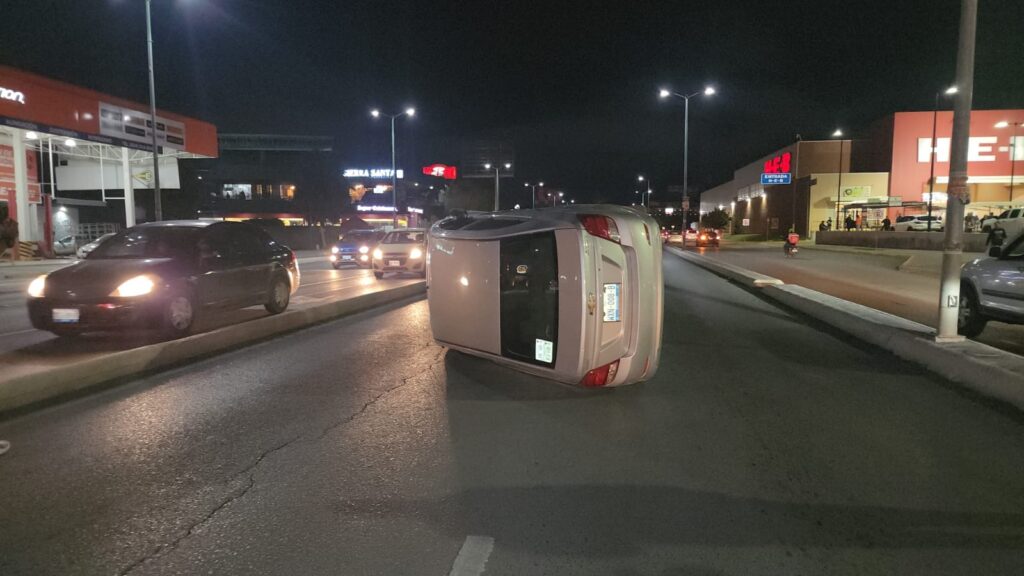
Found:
[265,275,291,314]
[957,283,987,338]
[374,271,384,279]
[164,293,196,337]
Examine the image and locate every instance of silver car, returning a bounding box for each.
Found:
[959,231,1024,337]
[76,232,116,259]
[428,205,663,387]
[372,229,427,279]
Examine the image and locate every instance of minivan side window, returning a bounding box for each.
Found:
[499,232,558,366]
[1011,209,1022,219]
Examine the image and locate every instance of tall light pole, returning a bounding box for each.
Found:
[927,86,959,231]
[485,162,511,211]
[832,128,845,229]
[524,181,545,209]
[996,120,1022,201]
[637,175,651,208]
[937,0,978,342]
[371,107,415,228]
[145,0,163,221]
[659,86,716,223]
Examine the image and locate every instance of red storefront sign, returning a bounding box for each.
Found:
[0,144,41,207]
[763,152,792,174]
[890,110,1023,198]
[422,164,458,180]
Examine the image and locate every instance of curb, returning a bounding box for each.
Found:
[0,282,426,415]
[667,248,1024,411]
[665,246,783,288]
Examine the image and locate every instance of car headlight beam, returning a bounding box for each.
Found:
[358,245,369,254]
[373,248,383,260]
[27,275,46,298]
[410,247,423,259]
[331,246,339,254]
[111,275,156,298]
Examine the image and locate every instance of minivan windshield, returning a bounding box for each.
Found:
[87,227,202,260]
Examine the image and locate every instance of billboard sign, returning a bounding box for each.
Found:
[422,164,458,179]
[841,186,871,200]
[343,168,404,179]
[760,173,792,185]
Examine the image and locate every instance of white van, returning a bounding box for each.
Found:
[428,205,663,387]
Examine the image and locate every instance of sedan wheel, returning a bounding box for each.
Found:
[265,275,291,314]
[165,294,196,337]
[957,283,987,338]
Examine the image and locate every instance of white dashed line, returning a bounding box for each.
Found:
[448,535,494,576]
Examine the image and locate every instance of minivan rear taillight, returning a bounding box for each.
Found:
[578,214,621,243]
[581,360,620,387]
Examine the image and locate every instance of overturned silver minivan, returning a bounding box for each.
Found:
[428,205,663,387]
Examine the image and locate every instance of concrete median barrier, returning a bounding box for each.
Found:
[666,246,783,288]
[669,248,1024,412]
[0,282,425,414]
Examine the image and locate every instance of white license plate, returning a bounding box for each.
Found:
[388,260,401,267]
[603,283,621,322]
[52,308,80,323]
[341,255,353,260]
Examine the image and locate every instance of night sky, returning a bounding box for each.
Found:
[3,0,1022,203]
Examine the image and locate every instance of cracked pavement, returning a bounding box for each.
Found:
[2,255,1024,575]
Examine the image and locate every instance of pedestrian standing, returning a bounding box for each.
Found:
[818,220,828,232]
[1,211,18,262]
[882,216,892,231]
[855,211,863,230]
[826,217,833,230]
[844,215,854,231]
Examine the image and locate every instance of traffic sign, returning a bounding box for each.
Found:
[761,173,792,185]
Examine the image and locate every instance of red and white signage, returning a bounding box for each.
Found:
[422,164,458,180]
[0,145,41,208]
[763,152,792,174]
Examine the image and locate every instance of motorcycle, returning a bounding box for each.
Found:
[784,242,798,257]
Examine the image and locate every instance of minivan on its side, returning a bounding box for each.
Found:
[428,205,663,387]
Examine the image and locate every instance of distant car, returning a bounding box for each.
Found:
[52,235,77,256]
[696,229,719,247]
[980,210,1008,232]
[76,232,116,259]
[683,229,699,246]
[958,231,1024,337]
[330,229,383,269]
[894,215,943,232]
[667,231,683,244]
[980,207,1023,238]
[27,221,299,337]
[372,229,427,279]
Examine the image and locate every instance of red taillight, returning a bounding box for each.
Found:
[577,214,621,244]
[288,250,296,264]
[581,360,620,387]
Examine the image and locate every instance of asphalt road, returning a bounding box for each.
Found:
[685,242,1024,356]
[1,251,1022,575]
[0,258,395,354]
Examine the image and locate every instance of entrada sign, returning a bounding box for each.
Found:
[0,86,26,104]
[422,164,458,180]
[761,173,792,185]
[343,168,405,179]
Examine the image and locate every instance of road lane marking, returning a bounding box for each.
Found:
[448,535,494,576]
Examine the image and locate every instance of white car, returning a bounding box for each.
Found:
[667,231,683,244]
[51,235,77,256]
[371,229,426,279]
[959,231,1024,337]
[428,205,663,388]
[894,215,943,232]
[682,228,699,245]
[76,232,116,259]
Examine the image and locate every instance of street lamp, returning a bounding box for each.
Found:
[996,119,1022,201]
[832,128,845,229]
[371,106,416,228]
[659,85,717,224]
[524,181,545,209]
[637,175,652,208]
[484,162,512,210]
[926,86,959,231]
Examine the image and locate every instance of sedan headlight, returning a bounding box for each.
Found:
[27,275,46,298]
[410,247,423,259]
[110,275,156,298]
[331,246,339,254]
[372,248,383,260]
[358,245,369,254]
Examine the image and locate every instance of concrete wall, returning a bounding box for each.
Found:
[816,230,988,253]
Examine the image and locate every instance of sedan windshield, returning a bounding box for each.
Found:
[88,227,202,260]
[341,232,379,244]
[382,231,424,244]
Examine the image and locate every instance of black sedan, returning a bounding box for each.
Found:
[27,221,299,337]
[696,229,720,247]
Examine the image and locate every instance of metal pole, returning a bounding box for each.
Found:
[937,0,977,341]
[835,139,843,229]
[683,96,690,228]
[391,114,397,229]
[1010,123,1019,201]
[927,92,939,231]
[145,0,162,221]
[493,169,499,211]
[47,137,56,201]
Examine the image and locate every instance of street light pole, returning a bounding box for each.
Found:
[485,163,511,211]
[145,0,162,221]
[928,86,959,232]
[937,0,978,342]
[660,86,715,227]
[371,107,415,229]
[833,129,844,229]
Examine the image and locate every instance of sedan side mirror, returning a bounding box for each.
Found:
[988,246,1002,258]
